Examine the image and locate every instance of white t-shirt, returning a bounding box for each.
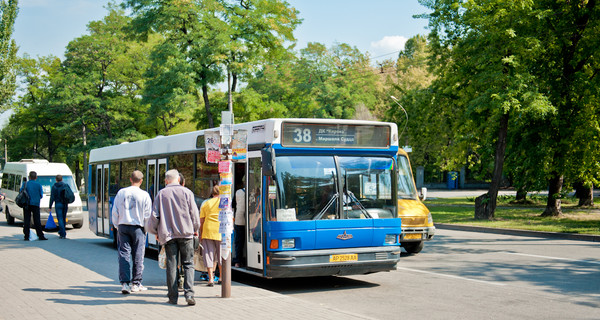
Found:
[234,188,246,226]
[111,185,152,227]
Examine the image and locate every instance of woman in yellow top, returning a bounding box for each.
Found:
[200,186,222,286]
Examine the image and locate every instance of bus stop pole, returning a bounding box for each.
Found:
[222,250,231,297]
[220,107,233,298]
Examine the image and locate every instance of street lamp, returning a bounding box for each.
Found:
[390,96,408,139]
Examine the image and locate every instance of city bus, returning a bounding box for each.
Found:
[88,118,403,278]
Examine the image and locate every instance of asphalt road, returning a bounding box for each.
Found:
[8,206,597,319]
[235,228,600,320]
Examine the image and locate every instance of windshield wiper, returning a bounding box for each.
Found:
[344,190,372,218]
[314,193,339,220]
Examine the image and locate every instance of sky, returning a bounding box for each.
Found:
[13,0,430,62]
[3,1,430,125]
[0,0,428,127]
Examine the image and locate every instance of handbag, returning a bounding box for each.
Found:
[158,246,167,269]
[193,244,207,272]
[193,235,200,250]
[16,182,29,208]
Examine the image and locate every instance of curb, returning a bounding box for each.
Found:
[435,223,600,242]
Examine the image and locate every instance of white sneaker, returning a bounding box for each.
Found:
[121,283,131,294]
[131,284,147,292]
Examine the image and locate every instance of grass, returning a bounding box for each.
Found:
[425,196,600,235]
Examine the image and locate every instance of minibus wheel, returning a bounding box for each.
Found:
[402,241,424,254]
[72,222,83,229]
[5,206,14,225]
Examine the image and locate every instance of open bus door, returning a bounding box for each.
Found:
[146,158,167,248]
[94,164,111,238]
[246,151,263,271]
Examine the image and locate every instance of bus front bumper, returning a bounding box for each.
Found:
[266,246,401,278]
[401,226,436,242]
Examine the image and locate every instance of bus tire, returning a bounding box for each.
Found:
[72,222,83,229]
[402,241,424,254]
[5,206,15,225]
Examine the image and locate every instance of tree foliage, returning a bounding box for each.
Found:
[0,0,18,109]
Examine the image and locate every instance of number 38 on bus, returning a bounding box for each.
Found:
[88,118,409,278]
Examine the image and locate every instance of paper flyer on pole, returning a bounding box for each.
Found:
[232,130,247,161]
[220,234,232,260]
[205,131,221,163]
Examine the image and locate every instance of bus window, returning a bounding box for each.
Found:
[194,153,218,205]
[338,156,396,219]
[169,153,195,193]
[397,155,418,200]
[275,156,338,221]
[7,174,15,191]
[247,157,262,244]
[109,162,120,196]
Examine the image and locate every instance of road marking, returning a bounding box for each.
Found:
[504,252,600,265]
[396,266,506,286]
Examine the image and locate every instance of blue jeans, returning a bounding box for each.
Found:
[117,225,146,285]
[55,203,68,238]
[165,238,194,302]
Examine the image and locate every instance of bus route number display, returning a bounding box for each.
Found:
[281,122,390,148]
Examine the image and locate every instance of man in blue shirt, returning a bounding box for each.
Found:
[22,171,47,241]
[49,175,69,239]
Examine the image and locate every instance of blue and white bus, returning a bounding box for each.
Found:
[88,118,403,278]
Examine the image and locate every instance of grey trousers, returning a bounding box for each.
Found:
[165,238,195,302]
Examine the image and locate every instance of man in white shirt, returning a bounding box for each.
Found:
[111,170,152,294]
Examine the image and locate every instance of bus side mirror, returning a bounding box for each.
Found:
[419,187,427,201]
[261,148,275,176]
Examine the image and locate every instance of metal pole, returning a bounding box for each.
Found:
[221,248,231,297]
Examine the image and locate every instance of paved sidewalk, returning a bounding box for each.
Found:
[0,221,375,320]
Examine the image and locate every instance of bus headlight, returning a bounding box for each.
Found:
[281,239,295,249]
[385,234,398,244]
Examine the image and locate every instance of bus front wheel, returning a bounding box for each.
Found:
[402,241,424,254]
[5,206,14,225]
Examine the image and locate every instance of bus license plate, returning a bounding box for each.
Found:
[404,233,422,240]
[330,254,358,262]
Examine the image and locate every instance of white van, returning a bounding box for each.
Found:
[1,159,84,228]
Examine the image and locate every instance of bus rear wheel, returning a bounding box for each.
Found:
[5,206,15,225]
[402,241,424,254]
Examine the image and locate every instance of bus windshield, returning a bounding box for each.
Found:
[397,155,417,199]
[275,156,396,221]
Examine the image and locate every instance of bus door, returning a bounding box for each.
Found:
[246,151,263,270]
[146,158,167,247]
[95,164,110,237]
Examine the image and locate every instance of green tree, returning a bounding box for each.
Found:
[247,42,381,120]
[6,55,68,162]
[124,0,300,129]
[421,0,554,219]
[533,0,600,216]
[0,0,18,109]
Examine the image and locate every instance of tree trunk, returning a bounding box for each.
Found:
[575,183,593,207]
[474,112,509,220]
[474,193,490,220]
[542,173,563,216]
[516,188,528,202]
[202,84,213,128]
[82,122,88,194]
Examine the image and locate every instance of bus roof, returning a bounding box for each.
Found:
[89,118,398,163]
